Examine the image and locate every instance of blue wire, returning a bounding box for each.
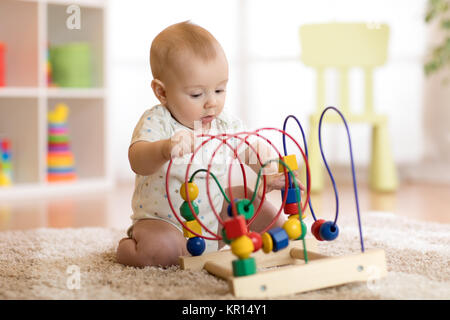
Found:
[282,107,365,253]
[282,115,318,221]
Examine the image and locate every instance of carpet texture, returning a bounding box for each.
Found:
[0,211,449,300]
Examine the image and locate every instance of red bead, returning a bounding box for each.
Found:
[248,231,262,252]
[311,219,326,241]
[284,202,299,215]
[223,216,248,240]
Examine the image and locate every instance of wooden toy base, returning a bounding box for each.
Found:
[180,239,387,298]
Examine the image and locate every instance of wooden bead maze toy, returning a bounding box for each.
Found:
[166,106,387,298]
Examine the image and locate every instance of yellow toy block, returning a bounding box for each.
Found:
[278,154,298,173]
[183,220,202,238]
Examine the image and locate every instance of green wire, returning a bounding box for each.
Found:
[189,169,230,203]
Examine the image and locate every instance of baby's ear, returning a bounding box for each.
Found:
[151,79,167,104]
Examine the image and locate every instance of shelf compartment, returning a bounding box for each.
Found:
[0,98,40,184]
[47,98,105,180]
[47,3,104,88]
[0,0,39,87]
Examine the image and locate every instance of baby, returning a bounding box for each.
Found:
[116,21,304,268]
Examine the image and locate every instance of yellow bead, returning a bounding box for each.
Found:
[262,232,273,253]
[231,235,254,259]
[278,154,299,173]
[283,217,302,240]
[180,182,199,201]
[183,220,202,238]
[288,212,307,220]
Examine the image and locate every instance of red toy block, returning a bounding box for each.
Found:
[283,202,299,215]
[223,215,248,240]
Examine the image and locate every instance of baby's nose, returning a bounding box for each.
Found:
[205,95,217,108]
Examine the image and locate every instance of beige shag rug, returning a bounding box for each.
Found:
[0,211,449,300]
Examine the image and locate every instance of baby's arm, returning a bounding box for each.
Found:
[129,130,194,176]
[128,139,171,176]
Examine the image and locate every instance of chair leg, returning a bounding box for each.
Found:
[300,118,324,193]
[369,122,398,192]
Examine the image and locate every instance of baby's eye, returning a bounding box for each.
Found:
[215,89,225,94]
[190,93,202,98]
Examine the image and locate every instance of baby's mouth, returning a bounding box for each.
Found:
[201,115,215,123]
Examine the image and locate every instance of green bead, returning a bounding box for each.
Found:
[221,228,232,244]
[297,220,307,240]
[236,199,254,220]
[232,257,256,277]
[179,201,199,221]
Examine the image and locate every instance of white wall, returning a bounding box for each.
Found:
[108,0,428,182]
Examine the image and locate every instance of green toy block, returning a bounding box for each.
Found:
[232,257,256,277]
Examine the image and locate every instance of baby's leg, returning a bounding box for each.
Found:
[116,219,188,268]
[218,186,286,248]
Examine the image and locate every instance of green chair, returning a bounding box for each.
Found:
[299,23,398,192]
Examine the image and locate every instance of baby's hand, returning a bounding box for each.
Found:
[170,130,194,158]
[257,170,306,198]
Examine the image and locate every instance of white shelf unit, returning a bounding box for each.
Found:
[0,0,112,200]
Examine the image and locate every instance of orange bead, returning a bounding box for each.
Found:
[180,182,199,201]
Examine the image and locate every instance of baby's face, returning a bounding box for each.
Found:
[163,48,228,130]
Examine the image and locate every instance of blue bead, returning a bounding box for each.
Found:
[227,199,240,217]
[281,187,301,204]
[319,221,339,241]
[268,227,289,252]
[186,237,206,256]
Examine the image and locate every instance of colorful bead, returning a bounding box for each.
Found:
[281,187,301,204]
[183,220,202,238]
[231,235,254,259]
[180,182,199,201]
[283,217,302,240]
[311,219,326,241]
[223,216,248,240]
[268,227,289,252]
[179,201,199,221]
[187,237,205,256]
[278,154,299,173]
[232,257,256,277]
[297,220,307,240]
[236,199,254,220]
[319,221,339,241]
[227,199,239,217]
[248,231,262,252]
[284,202,299,215]
[221,228,232,244]
[262,232,273,253]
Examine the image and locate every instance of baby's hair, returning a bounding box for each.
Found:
[150,21,220,80]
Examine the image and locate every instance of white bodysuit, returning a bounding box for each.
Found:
[128,105,247,253]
